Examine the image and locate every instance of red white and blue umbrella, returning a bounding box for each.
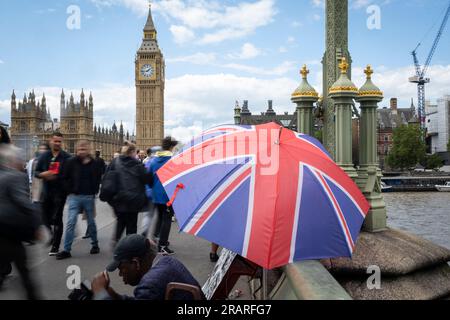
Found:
[157,123,370,269]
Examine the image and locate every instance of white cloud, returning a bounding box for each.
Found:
[223,61,297,76]
[163,73,299,141]
[35,8,56,14]
[91,0,277,45]
[353,64,450,108]
[167,52,216,65]
[313,14,321,21]
[311,0,390,10]
[90,0,148,16]
[164,52,293,75]
[169,25,196,45]
[351,0,373,9]
[287,36,295,43]
[0,99,10,125]
[228,43,261,60]
[4,64,448,144]
[0,59,4,64]
[279,46,288,53]
[311,0,324,8]
[291,21,303,28]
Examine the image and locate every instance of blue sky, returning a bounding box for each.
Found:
[1,0,449,139]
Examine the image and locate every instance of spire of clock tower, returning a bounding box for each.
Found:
[144,1,155,32]
[135,0,165,151]
[139,2,160,53]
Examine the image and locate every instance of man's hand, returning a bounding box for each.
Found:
[91,271,110,294]
[39,171,57,181]
[91,272,122,300]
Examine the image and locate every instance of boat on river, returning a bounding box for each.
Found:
[435,182,450,192]
[381,182,393,192]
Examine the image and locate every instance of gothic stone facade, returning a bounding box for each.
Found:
[10,90,125,161]
[234,100,298,131]
[135,5,165,151]
[377,98,418,170]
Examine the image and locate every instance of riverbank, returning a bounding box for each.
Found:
[382,175,450,192]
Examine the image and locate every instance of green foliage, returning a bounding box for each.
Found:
[447,139,450,152]
[386,125,426,171]
[426,153,444,170]
[314,130,323,143]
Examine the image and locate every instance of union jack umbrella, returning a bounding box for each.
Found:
[157,123,370,269]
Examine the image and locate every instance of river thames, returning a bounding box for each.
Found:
[384,192,450,249]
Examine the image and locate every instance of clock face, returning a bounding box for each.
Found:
[140,64,154,78]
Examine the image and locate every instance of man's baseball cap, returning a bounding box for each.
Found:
[106,235,151,272]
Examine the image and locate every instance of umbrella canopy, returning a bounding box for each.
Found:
[157,123,370,269]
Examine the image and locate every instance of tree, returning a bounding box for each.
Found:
[314,130,323,143]
[426,153,443,171]
[386,125,426,171]
[447,139,450,152]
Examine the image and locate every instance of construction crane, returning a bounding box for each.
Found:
[409,1,450,131]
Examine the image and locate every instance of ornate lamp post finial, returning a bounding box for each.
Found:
[300,65,309,79]
[364,65,374,79]
[339,57,349,74]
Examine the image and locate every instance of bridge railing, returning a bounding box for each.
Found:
[251,261,352,300]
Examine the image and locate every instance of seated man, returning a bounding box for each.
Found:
[91,234,204,300]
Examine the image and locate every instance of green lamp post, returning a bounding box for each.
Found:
[291,65,319,136]
[329,58,358,179]
[234,101,242,125]
[356,65,387,232]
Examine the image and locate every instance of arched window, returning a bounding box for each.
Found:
[20,121,27,132]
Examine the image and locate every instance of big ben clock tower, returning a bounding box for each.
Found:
[135,3,165,150]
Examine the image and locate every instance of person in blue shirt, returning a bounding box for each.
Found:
[149,137,178,255]
[141,146,162,241]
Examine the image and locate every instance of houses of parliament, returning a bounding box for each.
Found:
[10,89,127,161]
[9,4,164,160]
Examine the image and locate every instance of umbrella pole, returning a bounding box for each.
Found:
[262,268,268,300]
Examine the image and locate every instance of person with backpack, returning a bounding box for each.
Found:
[101,141,151,246]
[149,137,178,255]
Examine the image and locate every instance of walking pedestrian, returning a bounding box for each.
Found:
[0,144,43,299]
[26,143,49,203]
[0,126,11,144]
[82,150,106,239]
[141,146,162,242]
[35,132,71,256]
[0,127,12,290]
[94,150,107,176]
[149,137,178,255]
[138,149,146,163]
[106,141,150,246]
[56,140,102,260]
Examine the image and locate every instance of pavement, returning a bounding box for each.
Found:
[0,199,251,300]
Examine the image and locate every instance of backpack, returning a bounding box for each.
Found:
[99,159,120,203]
[100,158,148,212]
